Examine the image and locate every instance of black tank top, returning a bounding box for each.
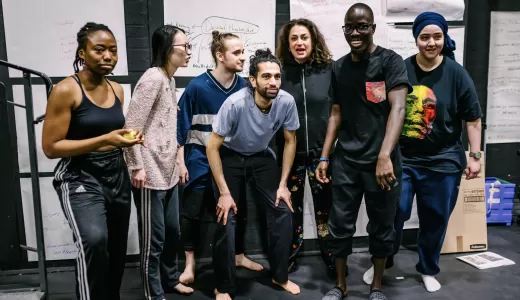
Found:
[65,74,125,140]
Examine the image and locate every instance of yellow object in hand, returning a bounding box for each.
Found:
[123,129,137,140]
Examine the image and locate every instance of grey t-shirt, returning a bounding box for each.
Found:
[213,87,300,156]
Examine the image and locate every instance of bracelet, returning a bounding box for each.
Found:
[319,157,329,162]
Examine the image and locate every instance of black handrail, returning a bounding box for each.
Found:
[0,60,51,297]
[0,60,53,95]
[0,60,52,124]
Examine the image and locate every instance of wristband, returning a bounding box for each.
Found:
[319,157,329,162]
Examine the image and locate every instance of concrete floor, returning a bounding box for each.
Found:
[1,225,519,300]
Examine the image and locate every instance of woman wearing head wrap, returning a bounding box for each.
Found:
[363,12,483,293]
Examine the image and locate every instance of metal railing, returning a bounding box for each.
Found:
[0,59,52,299]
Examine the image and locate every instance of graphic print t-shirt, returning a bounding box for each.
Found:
[332,46,412,169]
[399,55,482,173]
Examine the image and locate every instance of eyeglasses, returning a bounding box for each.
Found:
[173,43,192,52]
[342,24,374,34]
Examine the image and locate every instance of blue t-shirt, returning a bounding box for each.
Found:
[212,87,300,155]
[399,55,482,173]
[177,70,248,190]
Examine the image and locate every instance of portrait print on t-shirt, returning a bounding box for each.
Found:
[365,81,386,103]
[402,85,437,139]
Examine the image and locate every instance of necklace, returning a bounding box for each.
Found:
[257,104,270,114]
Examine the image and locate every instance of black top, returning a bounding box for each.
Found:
[65,75,125,140]
[332,46,412,169]
[280,59,333,157]
[399,55,482,173]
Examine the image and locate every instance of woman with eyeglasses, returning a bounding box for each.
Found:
[123,25,193,299]
[274,18,336,275]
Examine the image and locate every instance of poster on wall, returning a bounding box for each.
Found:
[486,12,520,144]
[2,0,128,77]
[164,0,276,77]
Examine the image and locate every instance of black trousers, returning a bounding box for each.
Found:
[53,149,131,300]
[133,186,181,300]
[328,152,402,259]
[288,153,335,273]
[180,185,246,255]
[212,147,293,295]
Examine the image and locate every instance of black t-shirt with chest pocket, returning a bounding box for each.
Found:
[332,46,412,169]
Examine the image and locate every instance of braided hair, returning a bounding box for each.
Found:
[248,48,281,78]
[73,22,115,73]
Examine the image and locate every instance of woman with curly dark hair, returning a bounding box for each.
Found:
[275,18,336,274]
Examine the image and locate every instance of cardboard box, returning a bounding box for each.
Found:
[441,151,488,254]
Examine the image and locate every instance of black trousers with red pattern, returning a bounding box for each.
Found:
[287,153,336,273]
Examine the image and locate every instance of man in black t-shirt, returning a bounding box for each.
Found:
[316,3,412,300]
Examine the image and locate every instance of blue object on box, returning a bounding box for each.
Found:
[485,177,516,226]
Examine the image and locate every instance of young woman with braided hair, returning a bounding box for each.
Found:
[42,22,143,300]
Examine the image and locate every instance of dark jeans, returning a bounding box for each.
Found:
[133,186,181,300]
[390,165,463,275]
[180,184,247,255]
[288,153,335,273]
[53,149,131,300]
[328,153,402,259]
[212,147,293,295]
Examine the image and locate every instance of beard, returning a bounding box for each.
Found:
[257,86,279,99]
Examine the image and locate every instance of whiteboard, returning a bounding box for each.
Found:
[175,88,185,102]
[2,0,128,77]
[290,0,389,61]
[486,12,520,144]
[383,0,465,23]
[387,25,465,65]
[14,84,132,173]
[164,0,276,77]
[21,178,139,261]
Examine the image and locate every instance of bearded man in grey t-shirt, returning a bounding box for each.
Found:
[207,48,301,300]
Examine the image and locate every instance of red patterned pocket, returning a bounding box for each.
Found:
[365,81,387,103]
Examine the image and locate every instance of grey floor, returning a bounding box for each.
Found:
[1,225,519,300]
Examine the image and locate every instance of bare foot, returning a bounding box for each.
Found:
[174,283,194,295]
[272,279,300,295]
[180,265,195,285]
[180,251,195,284]
[236,254,264,271]
[214,289,232,300]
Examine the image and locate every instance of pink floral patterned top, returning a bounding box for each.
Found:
[123,67,179,190]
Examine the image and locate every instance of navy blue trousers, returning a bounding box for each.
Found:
[391,165,463,275]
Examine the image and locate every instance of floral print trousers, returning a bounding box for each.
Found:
[287,154,336,273]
